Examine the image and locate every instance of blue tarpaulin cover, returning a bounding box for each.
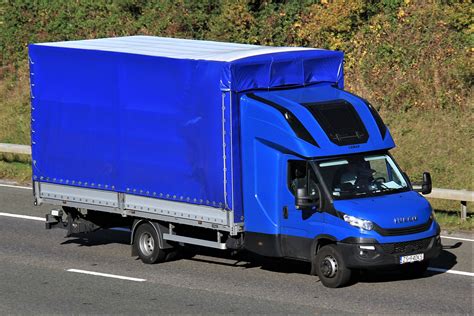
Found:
[28,36,344,216]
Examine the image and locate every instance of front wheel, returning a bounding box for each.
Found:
[134,223,167,264]
[315,244,352,288]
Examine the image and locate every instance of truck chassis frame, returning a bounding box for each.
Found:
[34,181,242,248]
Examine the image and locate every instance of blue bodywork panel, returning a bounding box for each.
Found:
[28,36,343,221]
[328,191,437,243]
[240,83,436,243]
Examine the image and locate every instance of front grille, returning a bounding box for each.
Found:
[379,237,432,255]
[373,218,432,236]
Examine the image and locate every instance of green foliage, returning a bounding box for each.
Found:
[297,0,368,50]
[347,1,472,112]
[137,1,217,39]
[1,1,136,64]
[1,1,472,109]
[207,0,258,43]
[252,1,309,46]
[0,1,218,64]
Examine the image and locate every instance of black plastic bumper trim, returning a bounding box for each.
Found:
[338,235,441,269]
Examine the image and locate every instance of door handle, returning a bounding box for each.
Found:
[283,206,288,219]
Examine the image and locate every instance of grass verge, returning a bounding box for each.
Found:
[434,210,473,232]
[0,161,31,184]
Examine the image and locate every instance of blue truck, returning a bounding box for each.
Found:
[29,36,440,287]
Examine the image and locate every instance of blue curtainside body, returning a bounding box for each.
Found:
[28,36,344,221]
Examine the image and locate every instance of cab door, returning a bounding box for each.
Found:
[279,158,326,260]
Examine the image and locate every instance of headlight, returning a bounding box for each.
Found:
[343,214,374,231]
[430,210,436,220]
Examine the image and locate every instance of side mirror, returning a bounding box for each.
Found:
[421,172,432,195]
[414,172,432,195]
[295,186,321,210]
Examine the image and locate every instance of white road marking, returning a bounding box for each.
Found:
[441,235,474,242]
[428,267,474,277]
[66,269,146,282]
[0,212,44,221]
[0,183,32,190]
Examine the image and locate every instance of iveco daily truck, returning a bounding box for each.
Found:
[29,36,440,288]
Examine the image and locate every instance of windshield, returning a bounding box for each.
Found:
[315,154,409,200]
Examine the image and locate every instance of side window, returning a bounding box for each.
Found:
[288,160,307,196]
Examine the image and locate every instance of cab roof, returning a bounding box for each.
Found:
[243,84,395,157]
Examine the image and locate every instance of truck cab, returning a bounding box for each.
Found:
[240,83,441,287]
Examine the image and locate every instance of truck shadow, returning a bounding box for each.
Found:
[188,248,312,274]
[355,250,458,284]
[60,229,461,284]
[187,246,460,284]
[60,229,131,247]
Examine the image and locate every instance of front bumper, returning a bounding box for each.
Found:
[338,235,442,269]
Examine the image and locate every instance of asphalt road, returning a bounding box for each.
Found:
[0,184,473,314]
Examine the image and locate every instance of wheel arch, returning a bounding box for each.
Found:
[309,234,337,275]
[131,219,173,256]
[311,234,338,256]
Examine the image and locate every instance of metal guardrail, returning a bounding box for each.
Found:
[0,143,472,220]
[0,143,31,155]
[426,188,473,221]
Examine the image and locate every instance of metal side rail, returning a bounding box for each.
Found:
[35,181,237,233]
[163,225,227,249]
[162,233,227,250]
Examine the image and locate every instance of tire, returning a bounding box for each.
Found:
[134,223,167,264]
[315,244,352,288]
[399,260,429,279]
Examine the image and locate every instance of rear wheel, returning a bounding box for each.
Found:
[315,244,352,288]
[134,223,167,264]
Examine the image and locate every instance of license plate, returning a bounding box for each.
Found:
[400,253,424,264]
